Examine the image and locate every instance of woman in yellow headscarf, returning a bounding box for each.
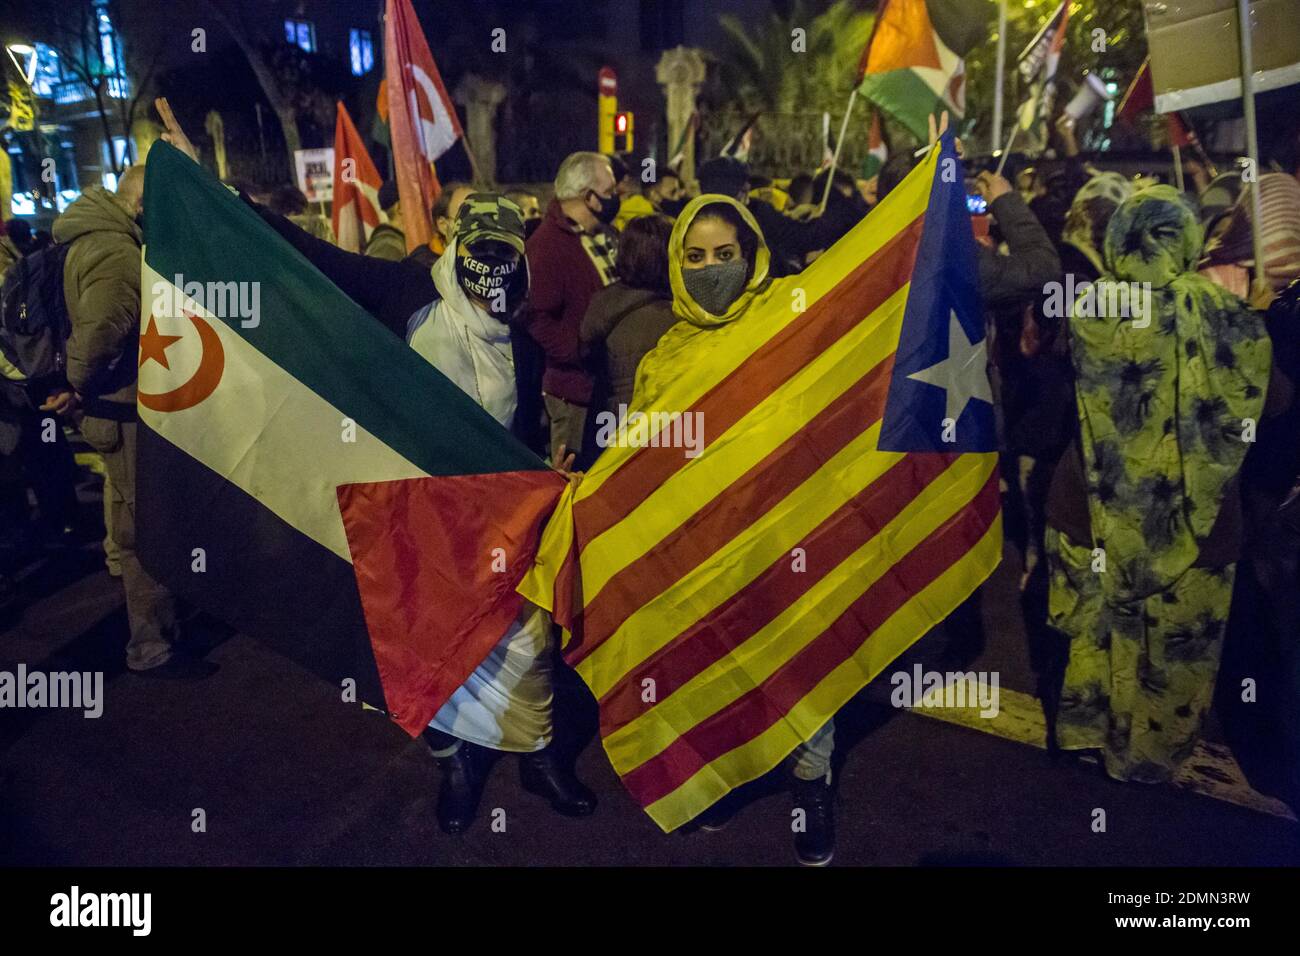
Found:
[628,195,836,867]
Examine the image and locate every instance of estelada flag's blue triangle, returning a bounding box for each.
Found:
[878,131,996,454]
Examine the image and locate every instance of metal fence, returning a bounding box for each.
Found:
[698,108,881,179]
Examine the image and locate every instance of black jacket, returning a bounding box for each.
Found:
[977,192,1061,309]
[747,197,865,278]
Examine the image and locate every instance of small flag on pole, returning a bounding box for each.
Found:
[1014,0,1070,148]
[331,101,385,253]
[864,110,889,179]
[856,0,994,141]
[384,0,462,252]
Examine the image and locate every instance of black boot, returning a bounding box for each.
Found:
[431,741,483,834]
[519,746,596,817]
[791,774,835,866]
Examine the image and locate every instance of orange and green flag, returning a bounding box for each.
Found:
[857,0,994,140]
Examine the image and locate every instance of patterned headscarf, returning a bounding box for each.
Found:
[1061,172,1136,275]
[1069,186,1271,600]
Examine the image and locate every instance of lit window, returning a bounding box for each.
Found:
[32,43,61,98]
[349,29,374,76]
[99,12,116,71]
[284,18,316,53]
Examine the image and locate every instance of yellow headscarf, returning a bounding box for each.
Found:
[667,194,771,328]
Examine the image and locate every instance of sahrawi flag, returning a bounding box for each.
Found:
[520,132,1002,832]
[331,101,384,253]
[384,0,461,252]
[1015,0,1070,147]
[135,142,565,735]
[856,0,994,140]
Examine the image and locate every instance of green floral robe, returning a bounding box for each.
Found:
[1049,186,1272,783]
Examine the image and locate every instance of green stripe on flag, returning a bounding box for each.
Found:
[142,141,543,479]
[859,69,944,141]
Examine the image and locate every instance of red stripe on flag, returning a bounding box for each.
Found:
[571,355,896,665]
[593,449,953,735]
[337,469,565,736]
[575,217,925,547]
[618,472,1000,809]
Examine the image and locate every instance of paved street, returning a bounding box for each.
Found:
[1,484,1297,867]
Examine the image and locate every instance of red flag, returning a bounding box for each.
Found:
[1117,57,1154,126]
[331,101,384,253]
[384,0,462,252]
[1166,111,1193,148]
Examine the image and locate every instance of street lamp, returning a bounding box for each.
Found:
[5,41,49,214]
[5,43,36,85]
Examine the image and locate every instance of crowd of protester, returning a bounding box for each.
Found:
[3,97,1299,864]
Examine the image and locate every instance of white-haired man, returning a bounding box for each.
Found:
[519,152,619,464]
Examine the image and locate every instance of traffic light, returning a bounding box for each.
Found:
[614,111,634,151]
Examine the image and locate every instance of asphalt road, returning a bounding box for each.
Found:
[1,509,1297,867]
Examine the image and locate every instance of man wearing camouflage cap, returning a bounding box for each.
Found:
[158,114,596,827]
[405,193,598,834]
[233,186,597,835]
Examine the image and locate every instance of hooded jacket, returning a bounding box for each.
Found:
[406,235,528,428]
[364,222,407,261]
[633,195,772,409]
[53,185,143,408]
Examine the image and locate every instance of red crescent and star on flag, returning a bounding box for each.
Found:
[136,310,226,413]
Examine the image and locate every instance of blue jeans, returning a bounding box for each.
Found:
[791,719,835,781]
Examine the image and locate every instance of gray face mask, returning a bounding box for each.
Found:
[682,259,748,316]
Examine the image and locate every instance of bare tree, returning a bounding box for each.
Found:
[105,0,163,164]
[40,0,162,175]
[203,0,302,180]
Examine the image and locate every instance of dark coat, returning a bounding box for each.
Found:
[580,282,676,414]
[53,186,143,406]
[521,200,610,405]
[977,192,1061,309]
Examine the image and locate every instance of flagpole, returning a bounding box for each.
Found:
[992,0,1007,153]
[819,86,858,213]
[995,122,1019,177]
[460,132,486,187]
[1236,0,1267,298]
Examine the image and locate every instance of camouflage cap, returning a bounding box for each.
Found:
[454,192,526,255]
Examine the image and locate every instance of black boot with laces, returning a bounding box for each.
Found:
[791,773,835,866]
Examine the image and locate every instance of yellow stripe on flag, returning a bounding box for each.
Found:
[578,285,910,607]
[643,511,1003,831]
[599,453,996,772]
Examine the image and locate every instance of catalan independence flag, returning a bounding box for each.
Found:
[136,141,565,735]
[520,133,1001,832]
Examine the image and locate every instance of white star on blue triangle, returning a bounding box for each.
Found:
[877,132,996,454]
[907,309,994,425]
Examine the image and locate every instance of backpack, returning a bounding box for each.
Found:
[0,242,72,386]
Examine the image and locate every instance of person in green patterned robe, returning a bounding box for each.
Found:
[1047,185,1272,783]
